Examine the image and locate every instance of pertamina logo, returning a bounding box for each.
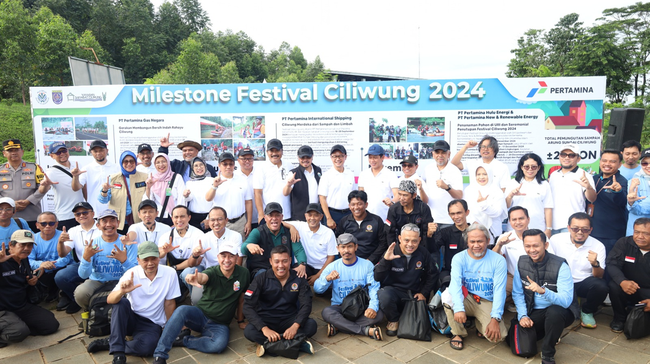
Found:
[526,81,548,98]
[527,81,594,98]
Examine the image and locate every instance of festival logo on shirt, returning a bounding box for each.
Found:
[366,224,373,232]
[415,217,422,224]
[233,280,240,291]
[291,283,299,291]
[416,261,422,269]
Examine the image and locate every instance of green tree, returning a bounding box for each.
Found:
[33,6,78,86]
[35,0,92,33]
[146,35,221,84]
[506,29,548,77]
[218,61,241,84]
[74,29,112,65]
[544,13,584,75]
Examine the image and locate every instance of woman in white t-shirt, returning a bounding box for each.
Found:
[505,153,553,236]
[184,157,213,231]
[464,163,507,240]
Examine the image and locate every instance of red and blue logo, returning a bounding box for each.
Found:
[526,81,548,98]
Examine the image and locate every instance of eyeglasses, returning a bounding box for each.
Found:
[479,145,492,150]
[560,152,577,158]
[221,162,234,167]
[331,154,346,159]
[122,159,136,165]
[522,165,539,171]
[569,227,591,234]
[38,221,56,227]
[402,164,415,168]
[210,217,226,222]
[0,207,13,212]
[238,157,254,162]
[401,224,421,233]
[74,211,91,217]
[642,162,650,167]
[53,149,68,155]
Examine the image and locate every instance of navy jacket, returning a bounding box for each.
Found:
[288,164,322,221]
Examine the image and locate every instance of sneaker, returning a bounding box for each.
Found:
[580,311,597,329]
[386,321,399,337]
[610,319,624,333]
[603,294,611,307]
[87,338,110,353]
[56,294,72,311]
[112,355,126,364]
[506,303,517,313]
[256,343,265,357]
[66,301,82,314]
[45,291,59,303]
[300,340,314,354]
[153,357,167,364]
[172,328,190,347]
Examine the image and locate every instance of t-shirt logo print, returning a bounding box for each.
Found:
[233,280,240,291]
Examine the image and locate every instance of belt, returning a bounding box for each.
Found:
[329,207,350,213]
[228,213,245,224]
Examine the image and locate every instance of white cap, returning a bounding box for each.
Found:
[0,197,15,207]
[560,143,580,155]
[217,244,239,256]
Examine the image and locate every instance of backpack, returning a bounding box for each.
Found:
[86,281,117,337]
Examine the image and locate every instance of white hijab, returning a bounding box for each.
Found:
[464,163,507,237]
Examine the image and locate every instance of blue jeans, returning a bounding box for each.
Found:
[153,306,229,359]
[180,266,205,305]
[110,299,161,356]
[54,262,83,300]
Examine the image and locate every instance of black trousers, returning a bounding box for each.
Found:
[378,286,411,322]
[0,304,59,345]
[528,305,574,361]
[243,315,318,345]
[109,298,162,356]
[574,276,608,314]
[609,280,650,322]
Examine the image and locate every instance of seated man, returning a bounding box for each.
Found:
[0,197,32,244]
[549,212,607,329]
[74,209,137,311]
[243,245,317,357]
[314,233,384,341]
[0,230,59,347]
[86,241,180,364]
[385,180,435,245]
[443,223,507,350]
[152,244,250,364]
[512,229,577,364]
[241,202,307,278]
[335,190,387,264]
[126,200,172,246]
[374,223,436,336]
[430,199,471,289]
[29,212,71,302]
[606,217,650,333]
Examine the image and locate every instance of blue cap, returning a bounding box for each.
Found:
[49,142,66,154]
[97,209,118,220]
[365,144,384,156]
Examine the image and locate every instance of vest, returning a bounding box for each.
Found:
[108,171,148,230]
[246,225,293,274]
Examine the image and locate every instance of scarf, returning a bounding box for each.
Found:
[189,157,208,181]
[151,153,175,215]
[119,151,137,176]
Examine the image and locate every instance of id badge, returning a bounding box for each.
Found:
[166,187,172,196]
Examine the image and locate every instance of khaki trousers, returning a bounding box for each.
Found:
[443,295,507,342]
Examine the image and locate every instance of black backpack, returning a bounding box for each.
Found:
[86,281,117,337]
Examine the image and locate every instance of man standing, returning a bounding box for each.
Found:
[620,140,642,181]
[243,245,317,357]
[254,139,291,222]
[152,244,249,364]
[0,139,46,231]
[591,150,628,254]
[548,144,597,234]
[549,212,607,329]
[235,148,259,228]
[72,140,120,213]
[606,217,650,333]
[159,134,217,181]
[399,155,427,200]
[41,142,85,230]
[86,242,180,364]
[319,145,354,229]
[283,145,322,221]
[430,199,471,287]
[0,197,31,244]
[357,144,399,221]
[136,143,156,175]
[374,224,436,336]
[335,190,387,264]
[444,223,507,350]
[450,136,511,191]
[512,229,577,364]
[314,233,384,340]
[423,141,464,229]
[386,180,435,245]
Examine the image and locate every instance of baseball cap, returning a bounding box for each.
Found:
[97,209,118,220]
[330,144,347,155]
[433,140,450,151]
[297,145,313,158]
[264,202,283,215]
[400,155,418,165]
[137,143,152,153]
[138,200,157,211]
[89,140,107,150]
[2,139,22,151]
[0,197,16,207]
[219,152,235,163]
[365,144,384,156]
[399,179,417,194]
[305,203,323,214]
[72,201,93,212]
[336,233,358,245]
[267,139,283,150]
[217,243,239,256]
[138,241,160,259]
[560,143,580,155]
[11,230,35,244]
[49,142,66,154]
[641,148,650,160]
[239,148,254,157]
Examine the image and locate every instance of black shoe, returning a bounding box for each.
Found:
[610,320,624,333]
[173,328,191,347]
[45,291,59,303]
[56,294,72,311]
[87,338,110,353]
[112,355,126,364]
[66,301,82,314]
[153,357,167,364]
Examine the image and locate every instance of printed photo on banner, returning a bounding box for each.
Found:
[233,138,266,161]
[417,143,437,160]
[369,118,406,143]
[406,116,445,143]
[233,116,265,139]
[74,116,108,140]
[42,117,74,141]
[200,116,233,139]
[393,143,420,160]
[201,139,233,162]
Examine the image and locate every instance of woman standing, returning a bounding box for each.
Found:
[184,157,213,230]
[464,163,507,240]
[144,153,185,226]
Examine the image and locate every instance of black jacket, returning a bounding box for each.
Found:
[606,236,650,288]
[336,212,387,264]
[158,146,218,178]
[0,257,32,311]
[385,199,433,245]
[288,164,322,221]
[374,244,437,298]
[431,224,466,271]
[246,225,294,276]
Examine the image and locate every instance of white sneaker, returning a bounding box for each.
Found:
[603,294,611,307]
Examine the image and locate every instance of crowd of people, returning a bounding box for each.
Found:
[1,134,649,364]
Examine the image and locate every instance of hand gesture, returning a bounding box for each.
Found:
[364,308,377,319]
[509,183,526,198]
[286,172,301,186]
[183,189,191,198]
[59,226,70,244]
[70,162,86,178]
[587,250,598,266]
[160,133,174,148]
[525,276,544,294]
[0,242,13,263]
[326,270,339,282]
[160,236,180,255]
[454,311,467,324]
[414,293,426,301]
[14,200,30,211]
[621,280,640,295]
[262,327,281,342]
[573,170,591,189]
[382,197,393,206]
[246,243,264,255]
[102,176,116,192]
[282,323,299,340]
[146,173,157,188]
[628,185,646,204]
[212,175,225,188]
[629,178,640,190]
[293,264,307,278]
[40,171,59,188]
[519,316,534,328]
[602,175,622,192]
[414,179,423,190]
[108,244,127,263]
[120,235,138,246]
[82,240,103,261]
[27,273,39,286]
[289,225,300,243]
[185,268,203,288]
[465,140,478,148]
[326,217,336,230]
[477,190,489,203]
[119,271,142,294]
[497,232,516,247]
[39,261,55,270]
[436,179,449,190]
[192,240,211,258]
[383,242,401,261]
[427,222,437,237]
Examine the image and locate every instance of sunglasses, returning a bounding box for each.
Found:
[53,149,68,155]
[569,227,591,234]
[560,152,577,158]
[122,159,136,165]
[74,211,91,217]
[38,221,56,227]
[642,162,650,167]
[522,165,539,171]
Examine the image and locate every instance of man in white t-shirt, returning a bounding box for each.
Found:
[86,241,180,362]
[357,144,399,221]
[135,143,156,175]
[549,212,607,329]
[235,148,259,228]
[423,141,463,227]
[319,144,355,229]
[548,144,597,234]
[451,135,511,191]
[400,155,428,200]
[41,142,85,230]
[253,139,291,222]
[72,140,120,212]
[126,200,172,247]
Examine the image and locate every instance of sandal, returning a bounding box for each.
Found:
[476,331,484,339]
[327,323,339,337]
[370,326,383,341]
[450,336,464,350]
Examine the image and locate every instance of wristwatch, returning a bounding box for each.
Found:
[493,317,502,322]
[445,184,451,191]
[591,261,600,268]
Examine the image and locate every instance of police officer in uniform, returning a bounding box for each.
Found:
[1,139,46,231]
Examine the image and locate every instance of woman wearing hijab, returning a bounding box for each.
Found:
[463,163,508,240]
[184,157,213,230]
[99,151,149,234]
[627,148,650,235]
[144,153,186,226]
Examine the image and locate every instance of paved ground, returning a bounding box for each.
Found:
[2,295,650,364]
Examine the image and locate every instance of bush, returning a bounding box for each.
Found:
[0,103,35,164]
